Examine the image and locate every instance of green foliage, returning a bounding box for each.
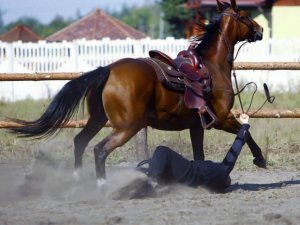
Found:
[0,2,192,40]
[0,1,193,39]
[160,0,193,38]
[0,8,5,34]
[3,16,74,38]
[0,5,78,39]
[5,17,43,37]
[112,4,161,38]
[40,15,74,37]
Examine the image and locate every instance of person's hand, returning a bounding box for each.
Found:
[239,114,249,124]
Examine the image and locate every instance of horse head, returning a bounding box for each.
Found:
[217,0,263,43]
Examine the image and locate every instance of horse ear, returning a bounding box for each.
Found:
[216,0,225,12]
[230,0,238,11]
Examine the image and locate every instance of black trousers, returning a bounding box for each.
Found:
[148,146,192,183]
[147,124,250,189]
[148,146,228,188]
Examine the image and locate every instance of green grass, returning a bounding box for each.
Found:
[0,90,299,171]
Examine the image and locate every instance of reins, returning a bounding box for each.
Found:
[232,44,275,116]
[220,11,275,116]
[232,40,248,114]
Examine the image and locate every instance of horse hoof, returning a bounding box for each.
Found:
[73,169,81,181]
[253,157,267,169]
[97,178,106,189]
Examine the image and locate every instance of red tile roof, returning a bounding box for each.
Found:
[274,0,300,6]
[46,8,148,42]
[184,0,267,8]
[0,24,41,43]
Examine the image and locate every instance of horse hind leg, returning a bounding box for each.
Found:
[73,116,107,180]
[93,126,141,187]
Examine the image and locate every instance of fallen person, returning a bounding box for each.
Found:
[137,114,251,192]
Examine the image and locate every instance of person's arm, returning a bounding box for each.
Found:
[236,114,250,144]
[221,114,251,176]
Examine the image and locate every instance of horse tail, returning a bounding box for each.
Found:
[8,66,110,138]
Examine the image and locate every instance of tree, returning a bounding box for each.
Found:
[3,15,74,38]
[0,8,6,34]
[112,4,161,38]
[40,15,73,37]
[5,17,43,35]
[159,0,192,38]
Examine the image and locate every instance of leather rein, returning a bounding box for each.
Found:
[217,11,275,116]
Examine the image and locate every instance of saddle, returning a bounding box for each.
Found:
[139,48,217,129]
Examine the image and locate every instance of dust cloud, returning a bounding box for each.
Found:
[1,147,300,225]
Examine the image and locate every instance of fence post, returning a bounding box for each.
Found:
[134,127,149,161]
[71,40,79,72]
[8,42,14,73]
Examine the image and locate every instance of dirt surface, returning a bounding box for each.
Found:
[0,152,300,225]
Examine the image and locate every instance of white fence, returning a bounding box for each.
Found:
[0,37,189,73]
[0,38,300,101]
[1,38,300,73]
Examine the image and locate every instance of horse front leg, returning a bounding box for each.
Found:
[215,112,266,168]
[247,134,267,168]
[189,128,204,160]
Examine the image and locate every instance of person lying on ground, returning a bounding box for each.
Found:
[138,114,250,191]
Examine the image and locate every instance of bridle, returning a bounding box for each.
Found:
[217,11,257,64]
[219,10,259,59]
[223,11,260,43]
[217,10,274,115]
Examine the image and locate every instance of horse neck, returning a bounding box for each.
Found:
[202,31,237,89]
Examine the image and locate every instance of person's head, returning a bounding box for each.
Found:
[223,176,231,189]
[208,176,231,192]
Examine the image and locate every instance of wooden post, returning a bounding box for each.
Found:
[134,128,149,162]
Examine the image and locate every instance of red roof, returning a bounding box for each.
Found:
[184,0,268,8]
[274,0,300,6]
[0,24,41,43]
[46,8,148,42]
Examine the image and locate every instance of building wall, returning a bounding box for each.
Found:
[250,6,300,40]
[272,6,300,39]
[253,12,270,40]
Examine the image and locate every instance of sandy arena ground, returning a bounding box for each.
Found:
[0,152,300,225]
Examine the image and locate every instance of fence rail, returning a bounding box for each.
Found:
[231,110,300,118]
[234,62,300,70]
[0,62,299,130]
[0,120,110,128]
[0,62,299,81]
[1,109,299,129]
[0,72,82,81]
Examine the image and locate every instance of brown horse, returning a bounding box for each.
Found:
[8,0,266,184]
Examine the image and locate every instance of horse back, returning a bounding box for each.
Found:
[102,58,198,130]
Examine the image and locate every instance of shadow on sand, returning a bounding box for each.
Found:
[227,179,300,192]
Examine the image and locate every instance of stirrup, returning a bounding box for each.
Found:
[198,106,217,129]
[136,159,151,175]
[137,159,151,168]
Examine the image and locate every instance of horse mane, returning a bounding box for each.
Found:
[192,3,231,56]
[191,19,220,56]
